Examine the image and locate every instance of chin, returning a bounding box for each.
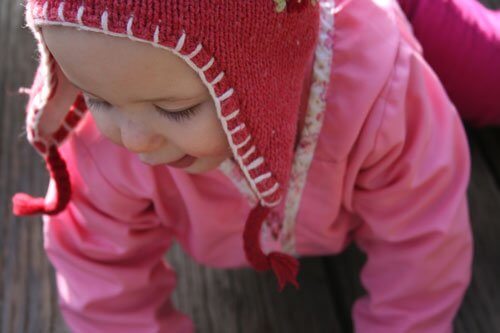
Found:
[183,157,225,174]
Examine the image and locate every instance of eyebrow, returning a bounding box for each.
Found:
[71,82,198,103]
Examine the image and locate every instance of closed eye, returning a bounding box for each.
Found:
[85,97,200,122]
[153,105,198,122]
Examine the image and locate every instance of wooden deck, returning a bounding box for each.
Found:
[1,1,499,332]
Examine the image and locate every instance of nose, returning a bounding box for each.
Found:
[120,119,164,153]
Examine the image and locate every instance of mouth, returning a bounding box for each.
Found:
[165,154,196,168]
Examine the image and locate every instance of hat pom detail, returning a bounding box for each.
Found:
[274,0,317,13]
[12,146,71,216]
[243,203,300,291]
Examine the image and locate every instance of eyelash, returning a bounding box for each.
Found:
[85,98,199,122]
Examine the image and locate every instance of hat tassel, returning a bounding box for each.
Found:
[243,203,300,291]
[12,145,71,216]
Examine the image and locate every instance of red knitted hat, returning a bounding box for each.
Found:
[14,0,321,291]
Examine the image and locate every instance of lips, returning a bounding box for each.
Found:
[166,154,196,168]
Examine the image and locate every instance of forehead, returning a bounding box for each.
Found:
[41,26,207,101]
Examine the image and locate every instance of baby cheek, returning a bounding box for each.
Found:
[90,112,123,146]
[178,112,230,157]
[184,127,229,157]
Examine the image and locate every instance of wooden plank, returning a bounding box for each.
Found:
[475,127,500,186]
[167,243,344,332]
[0,1,69,332]
[454,129,500,332]
[482,0,500,8]
[321,245,366,332]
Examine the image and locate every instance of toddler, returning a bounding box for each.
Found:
[13,0,477,332]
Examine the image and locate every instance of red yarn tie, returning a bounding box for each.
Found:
[12,145,71,216]
[243,203,300,291]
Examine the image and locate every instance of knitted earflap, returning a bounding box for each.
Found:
[12,95,87,216]
[12,46,86,216]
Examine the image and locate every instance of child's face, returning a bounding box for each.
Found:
[42,26,232,173]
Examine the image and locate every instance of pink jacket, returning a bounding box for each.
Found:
[42,0,472,332]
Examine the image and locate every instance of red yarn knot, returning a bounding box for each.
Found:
[12,145,71,216]
[243,204,300,291]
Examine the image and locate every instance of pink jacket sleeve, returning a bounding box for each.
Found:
[42,135,194,332]
[398,0,500,126]
[349,25,473,332]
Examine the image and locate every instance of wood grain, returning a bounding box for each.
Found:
[167,247,344,332]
